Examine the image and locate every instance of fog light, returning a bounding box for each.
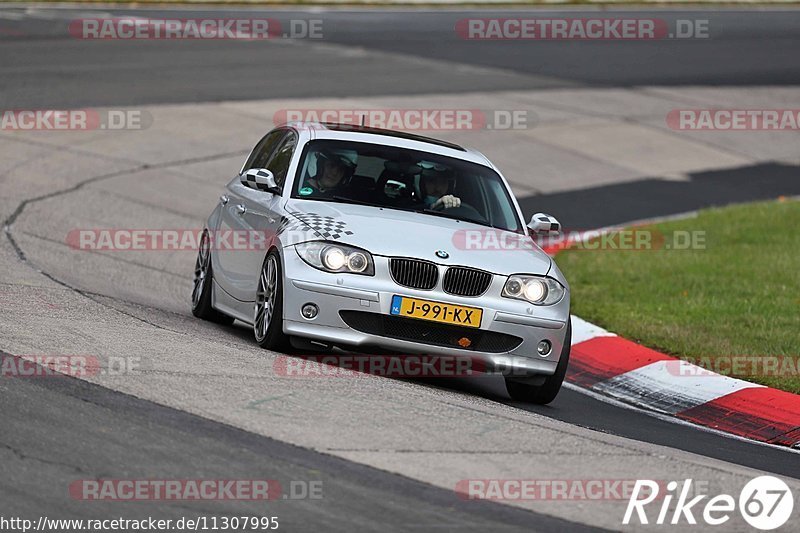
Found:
[537,340,552,357]
[301,303,318,320]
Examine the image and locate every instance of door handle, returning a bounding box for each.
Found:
[220,195,229,205]
[236,204,247,215]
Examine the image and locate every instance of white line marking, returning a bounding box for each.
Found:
[593,360,764,415]
[570,314,615,345]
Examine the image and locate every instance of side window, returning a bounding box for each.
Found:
[242,130,285,172]
[265,132,298,188]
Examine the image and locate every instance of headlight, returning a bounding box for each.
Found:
[502,275,565,305]
[295,242,374,276]
[323,247,346,270]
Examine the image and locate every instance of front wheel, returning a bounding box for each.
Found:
[254,251,289,350]
[505,318,571,405]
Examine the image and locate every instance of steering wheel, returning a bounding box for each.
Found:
[432,201,487,224]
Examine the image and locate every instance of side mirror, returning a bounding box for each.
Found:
[241,168,281,194]
[527,212,561,235]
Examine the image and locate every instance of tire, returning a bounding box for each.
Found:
[505,318,571,405]
[191,230,234,325]
[254,251,289,350]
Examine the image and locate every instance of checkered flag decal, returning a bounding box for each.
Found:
[535,213,560,233]
[278,211,355,241]
[243,169,272,190]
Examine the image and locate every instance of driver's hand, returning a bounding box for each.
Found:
[433,195,461,209]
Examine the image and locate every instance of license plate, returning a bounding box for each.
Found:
[390,295,482,328]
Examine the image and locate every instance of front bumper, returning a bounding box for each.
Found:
[281,249,570,377]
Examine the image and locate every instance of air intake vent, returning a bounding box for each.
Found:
[443,267,492,297]
[339,311,522,353]
[389,258,438,290]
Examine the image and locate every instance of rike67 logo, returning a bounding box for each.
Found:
[624,476,794,530]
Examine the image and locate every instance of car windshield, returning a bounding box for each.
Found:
[291,139,522,233]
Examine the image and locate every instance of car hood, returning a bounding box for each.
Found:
[283,199,552,276]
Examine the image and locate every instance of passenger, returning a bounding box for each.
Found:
[304,150,358,197]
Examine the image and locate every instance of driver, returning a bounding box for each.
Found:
[305,150,357,196]
[419,164,461,210]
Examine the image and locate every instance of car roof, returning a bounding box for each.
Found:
[286,122,493,167]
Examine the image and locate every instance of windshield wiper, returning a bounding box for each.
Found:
[421,208,487,227]
[329,196,384,208]
[330,196,418,213]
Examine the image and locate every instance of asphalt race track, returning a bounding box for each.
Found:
[2,8,800,107]
[2,5,800,531]
[2,355,600,532]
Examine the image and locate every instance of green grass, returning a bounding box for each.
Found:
[557,199,800,393]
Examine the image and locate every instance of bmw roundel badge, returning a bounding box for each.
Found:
[435,250,449,259]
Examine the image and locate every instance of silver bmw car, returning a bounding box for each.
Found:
[192,122,571,404]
